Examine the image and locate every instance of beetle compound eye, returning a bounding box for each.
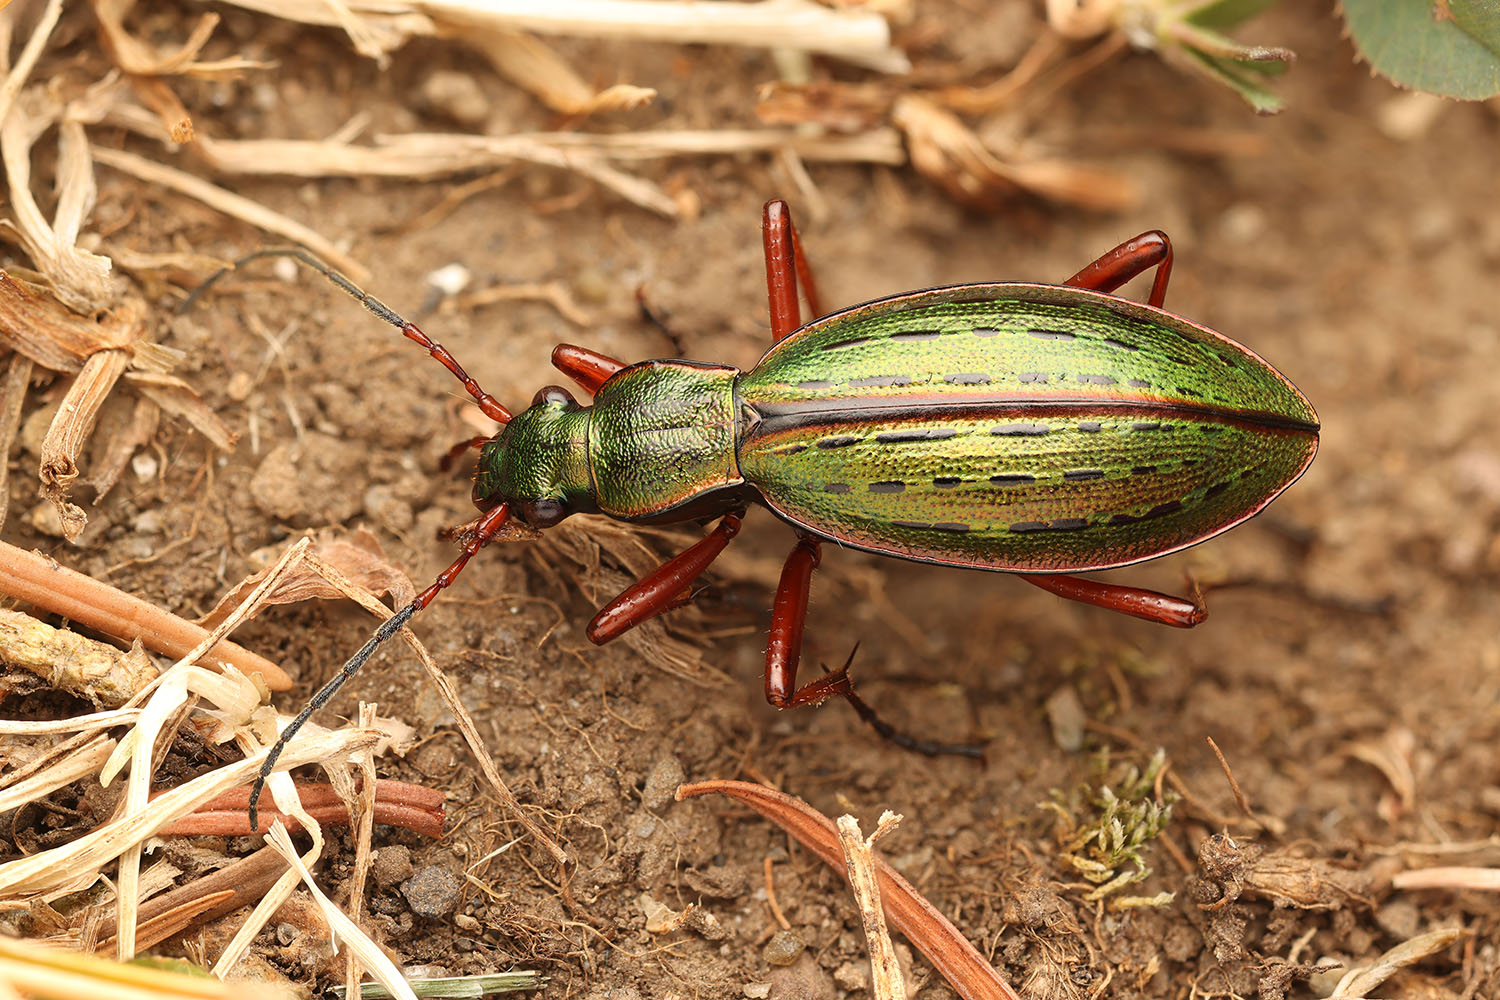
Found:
[532,385,577,408]
[522,498,567,527]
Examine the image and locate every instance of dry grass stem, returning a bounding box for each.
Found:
[0,706,140,735]
[0,732,114,814]
[0,934,285,1000]
[224,0,907,72]
[838,811,907,1000]
[345,704,381,1000]
[0,724,380,899]
[0,608,158,707]
[89,146,370,281]
[1323,928,1463,998]
[94,0,266,78]
[263,822,418,1000]
[461,28,657,115]
[1391,866,1500,892]
[0,539,293,691]
[39,347,130,539]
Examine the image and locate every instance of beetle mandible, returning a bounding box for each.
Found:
[240,199,1318,822]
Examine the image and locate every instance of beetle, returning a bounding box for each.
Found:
[236,199,1318,823]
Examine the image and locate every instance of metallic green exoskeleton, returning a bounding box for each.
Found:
[477,282,1318,573]
[237,213,1322,823]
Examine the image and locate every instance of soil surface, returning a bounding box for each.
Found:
[4,3,1500,999]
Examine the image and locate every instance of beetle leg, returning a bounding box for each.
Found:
[1065,231,1174,309]
[587,514,743,643]
[1018,572,1206,628]
[439,435,489,472]
[552,343,627,394]
[764,537,829,706]
[763,199,826,343]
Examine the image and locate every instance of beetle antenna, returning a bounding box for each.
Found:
[248,501,512,829]
[181,248,512,425]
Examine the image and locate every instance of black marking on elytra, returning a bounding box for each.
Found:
[798,380,835,390]
[990,473,1036,486]
[816,435,861,449]
[821,336,872,351]
[930,522,971,533]
[1218,353,1237,367]
[1128,379,1150,388]
[824,483,851,494]
[1204,481,1230,498]
[1132,421,1161,431]
[1103,338,1138,352]
[1078,421,1102,433]
[776,443,808,455]
[1108,499,1181,526]
[932,477,962,488]
[1182,458,1199,467]
[849,375,913,388]
[1064,469,1105,482]
[891,330,942,342]
[945,372,991,385]
[972,327,1000,338]
[1132,465,1157,475]
[1078,374,1117,385]
[1028,329,1075,341]
[869,481,906,494]
[876,428,957,444]
[1200,425,1224,433]
[992,422,1049,437]
[1178,386,1201,397]
[1018,372,1048,383]
[1010,518,1089,533]
[892,520,929,531]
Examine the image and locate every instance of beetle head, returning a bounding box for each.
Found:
[473,385,594,527]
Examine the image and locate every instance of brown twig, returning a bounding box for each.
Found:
[157,779,445,839]
[0,541,292,691]
[678,780,1019,1000]
[763,856,791,931]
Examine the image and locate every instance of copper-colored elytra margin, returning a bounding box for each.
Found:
[746,396,1321,437]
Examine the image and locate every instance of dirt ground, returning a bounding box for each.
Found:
[4,2,1500,998]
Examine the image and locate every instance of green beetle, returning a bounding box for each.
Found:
[239,200,1317,822]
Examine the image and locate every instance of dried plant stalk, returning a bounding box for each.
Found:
[39,348,130,539]
[0,539,293,691]
[0,934,283,1000]
[0,609,158,708]
[219,0,907,72]
[90,146,369,281]
[0,733,115,815]
[838,812,907,1000]
[460,28,657,115]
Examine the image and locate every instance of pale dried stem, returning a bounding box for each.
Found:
[838,812,907,1000]
[344,704,379,1000]
[0,539,292,691]
[1392,866,1500,891]
[0,733,114,814]
[0,726,379,899]
[89,146,369,282]
[219,0,907,72]
[39,347,130,540]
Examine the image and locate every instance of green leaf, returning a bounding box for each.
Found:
[1182,46,1288,113]
[1183,0,1285,30]
[1341,0,1500,99]
[1450,0,1500,58]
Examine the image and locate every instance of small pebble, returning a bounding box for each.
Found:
[641,755,685,811]
[401,865,462,919]
[762,928,805,967]
[131,452,159,482]
[275,922,298,946]
[572,267,613,304]
[453,912,480,932]
[225,371,255,402]
[372,845,413,887]
[742,984,771,999]
[418,71,489,127]
[427,263,471,297]
[1045,684,1086,752]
